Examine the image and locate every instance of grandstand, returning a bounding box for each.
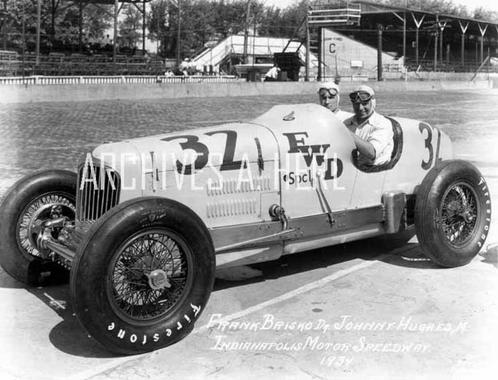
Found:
[188,35,319,78]
[310,0,498,77]
[2,0,498,80]
[0,0,158,77]
[0,50,168,77]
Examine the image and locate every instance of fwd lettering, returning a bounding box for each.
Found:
[283,132,343,180]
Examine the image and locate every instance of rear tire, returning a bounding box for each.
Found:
[0,170,76,285]
[70,197,215,355]
[415,160,491,267]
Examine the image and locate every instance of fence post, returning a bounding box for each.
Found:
[377,25,383,81]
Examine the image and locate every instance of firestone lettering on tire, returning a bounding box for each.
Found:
[105,304,201,346]
[477,177,492,248]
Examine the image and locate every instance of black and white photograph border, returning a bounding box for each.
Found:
[1,0,498,378]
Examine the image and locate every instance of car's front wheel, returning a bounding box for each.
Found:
[0,170,77,285]
[70,197,215,355]
[415,160,491,267]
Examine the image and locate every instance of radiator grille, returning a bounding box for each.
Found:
[76,162,121,222]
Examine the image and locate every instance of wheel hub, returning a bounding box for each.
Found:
[109,230,191,321]
[460,210,474,224]
[439,182,479,246]
[147,269,171,290]
[20,194,75,259]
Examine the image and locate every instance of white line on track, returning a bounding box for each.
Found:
[194,258,383,333]
[67,257,382,380]
[43,292,66,310]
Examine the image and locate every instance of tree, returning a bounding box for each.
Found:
[84,6,112,42]
[148,0,169,55]
[382,0,498,21]
[2,0,112,53]
[148,0,251,58]
[473,6,498,23]
[119,4,142,49]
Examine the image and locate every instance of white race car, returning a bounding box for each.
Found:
[0,103,491,354]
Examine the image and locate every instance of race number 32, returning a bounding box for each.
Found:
[419,123,441,170]
[162,130,246,174]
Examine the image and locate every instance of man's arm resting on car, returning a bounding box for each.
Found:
[350,132,376,161]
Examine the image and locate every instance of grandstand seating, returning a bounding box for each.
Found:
[0,50,170,76]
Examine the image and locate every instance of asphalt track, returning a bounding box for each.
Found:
[0,88,497,379]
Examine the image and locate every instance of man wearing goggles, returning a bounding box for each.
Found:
[349,91,373,105]
[344,85,393,166]
[317,81,352,122]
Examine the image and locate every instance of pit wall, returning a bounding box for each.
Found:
[0,77,495,104]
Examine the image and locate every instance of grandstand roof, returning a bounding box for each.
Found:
[313,0,498,38]
[355,0,497,24]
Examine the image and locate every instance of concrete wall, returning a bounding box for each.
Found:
[0,78,494,104]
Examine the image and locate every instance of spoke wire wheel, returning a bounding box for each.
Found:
[70,197,215,354]
[438,182,479,248]
[107,228,194,325]
[16,191,75,260]
[415,160,491,268]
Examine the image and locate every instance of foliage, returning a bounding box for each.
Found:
[119,4,142,48]
[84,6,112,41]
[384,0,469,16]
[148,0,310,59]
[383,0,497,21]
[259,0,308,39]
[1,0,497,57]
[473,6,498,23]
[1,0,111,52]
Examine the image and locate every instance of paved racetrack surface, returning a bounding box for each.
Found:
[0,89,497,379]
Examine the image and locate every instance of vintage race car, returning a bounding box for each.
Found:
[0,103,491,354]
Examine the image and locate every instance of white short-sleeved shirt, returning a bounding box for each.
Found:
[344,112,394,165]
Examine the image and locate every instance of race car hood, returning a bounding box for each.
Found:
[90,104,346,186]
[91,122,279,178]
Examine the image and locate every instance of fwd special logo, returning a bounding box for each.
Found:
[282,132,343,181]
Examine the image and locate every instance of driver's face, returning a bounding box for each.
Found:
[352,98,374,121]
[318,89,339,112]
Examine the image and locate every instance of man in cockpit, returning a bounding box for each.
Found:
[343,85,393,166]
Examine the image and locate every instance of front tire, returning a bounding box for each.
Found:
[415,160,491,267]
[70,197,215,355]
[0,170,77,285]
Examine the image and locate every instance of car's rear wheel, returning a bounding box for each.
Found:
[70,197,215,355]
[0,170,76,285]
[415,160,491,267]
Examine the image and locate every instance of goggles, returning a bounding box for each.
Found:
[349,91,373,104]
[318,88,338,98]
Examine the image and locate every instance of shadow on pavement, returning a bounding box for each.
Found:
[377,243,441,269]
[22,283,118,358]
[49,314,117,358]
[479,245,498,269]
[213,239,380,291]
[214,235,440,291]
[2,236,440,358]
